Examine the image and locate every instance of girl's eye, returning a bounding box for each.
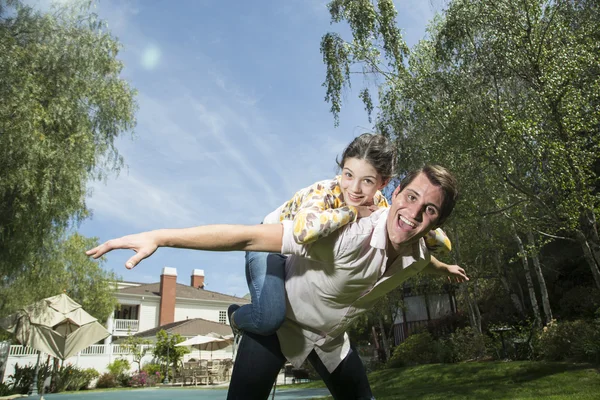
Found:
[364,179,374,185]
[345,172,353,178]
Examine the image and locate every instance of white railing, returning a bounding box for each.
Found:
[114,319,139,332]
[80,345,106,355]
[9,345,38,356]
[10,344,154,357]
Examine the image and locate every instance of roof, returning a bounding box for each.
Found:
[133,318,233,339]
[117,282,250,303]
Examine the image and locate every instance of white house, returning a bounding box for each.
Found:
[2,267,249,381]
[107,267,249,343]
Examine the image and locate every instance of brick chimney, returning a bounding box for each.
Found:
[159,267,177,326]
[191,269,205,289]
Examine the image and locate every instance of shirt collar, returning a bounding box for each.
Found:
[370,208,429,262]
[370,208,390,250]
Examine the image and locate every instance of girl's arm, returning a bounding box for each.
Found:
[423,256,469,282]
[291,189,388,244]
[86,224,283,269]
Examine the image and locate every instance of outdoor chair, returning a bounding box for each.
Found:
[193,366,212,385]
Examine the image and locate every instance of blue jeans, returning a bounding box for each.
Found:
[226,331,375,400]
[232,251,286,335]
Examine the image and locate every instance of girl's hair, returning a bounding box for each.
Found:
[336,133,397,180]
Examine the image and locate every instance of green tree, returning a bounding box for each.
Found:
[0,0,137,282]
[320,0,600,303]
[153,330,189,379]
[0,233,119,322]
[123,334,152,372]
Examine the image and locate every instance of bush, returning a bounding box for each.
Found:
[52,364,99,392]
[106,358,131,387]
[131,371,159,387]
[106,358,130,376]
[141,363,164,382]
[95,373,118,389]
[445,326,489,362]
[537,319,600,363]
[7,362,51,394]
[386,332,439,368]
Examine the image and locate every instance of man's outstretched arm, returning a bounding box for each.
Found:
[86,224,284,269]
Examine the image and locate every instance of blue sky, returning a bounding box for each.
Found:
[33,0,441,297]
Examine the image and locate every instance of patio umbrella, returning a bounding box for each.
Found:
[176,334,231,360]
[0,293,110,360]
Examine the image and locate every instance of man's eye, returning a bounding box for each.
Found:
[427,207,437,215]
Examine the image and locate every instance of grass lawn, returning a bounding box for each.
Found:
[300,361,600,399]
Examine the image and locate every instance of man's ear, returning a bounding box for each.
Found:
[392,185,402,198]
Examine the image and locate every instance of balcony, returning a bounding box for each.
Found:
[113,319,140,333]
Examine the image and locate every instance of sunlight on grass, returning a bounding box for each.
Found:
[311,361,600,400]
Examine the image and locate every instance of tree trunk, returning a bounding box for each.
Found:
[514,231,542,328]
[452,227,482,334]
[526,231,553,325]
[378,316,391,361]
[493,250,525,315]
[577,209,600,289]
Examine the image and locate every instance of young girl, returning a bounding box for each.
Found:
[228,133,451,336]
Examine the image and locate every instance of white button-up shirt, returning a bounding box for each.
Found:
[265,207,431,373]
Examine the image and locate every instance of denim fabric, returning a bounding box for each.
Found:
[232,251,287,335]
[226,331,375,400]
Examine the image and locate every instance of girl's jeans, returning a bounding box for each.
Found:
[232,251,287,335]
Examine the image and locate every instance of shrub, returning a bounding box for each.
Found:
[106,358,131,387]
[131,371,158,387]
[386,332,438,368]
[52,364,100,392]
[446,326,489,362]
[537,319,600,363]
[95,373,118,389]
[106,358,130,376]
[141,363,164,382]
[7,362,51,394]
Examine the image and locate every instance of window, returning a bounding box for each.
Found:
[219,310,227,324]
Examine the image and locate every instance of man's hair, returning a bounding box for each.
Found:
[398,165,458,226]
[336,133,397,181]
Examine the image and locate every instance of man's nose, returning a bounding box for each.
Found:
[408,203,422,221]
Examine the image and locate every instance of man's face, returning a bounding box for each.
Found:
[386,172,444,251]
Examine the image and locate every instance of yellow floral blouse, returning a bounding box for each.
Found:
[279,176,452,255]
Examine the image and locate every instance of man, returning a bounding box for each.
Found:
[87,165,467,399]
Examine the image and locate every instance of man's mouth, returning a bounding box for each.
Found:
[398,214,416,228]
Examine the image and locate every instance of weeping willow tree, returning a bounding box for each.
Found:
[0,0,137,290]
[320,0,600,327]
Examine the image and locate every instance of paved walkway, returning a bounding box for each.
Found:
[41,387,329,400]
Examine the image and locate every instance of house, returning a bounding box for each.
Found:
[3,267,250,380]
[392,284,457,345]
[106,267,250,344]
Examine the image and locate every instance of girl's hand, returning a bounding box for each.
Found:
[446,264,469,283]
[356,205,379,218]
[86,231,159,269]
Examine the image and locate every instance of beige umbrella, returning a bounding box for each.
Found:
[176,334,231,360]
[0,293,110,360]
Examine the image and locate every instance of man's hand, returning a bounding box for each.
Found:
[356,205,379,218]
[446,264,469,283]
[86,231,159,269]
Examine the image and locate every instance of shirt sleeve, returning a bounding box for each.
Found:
[281,220,343,264]
[424,228,452,255]
[291,194,357,244]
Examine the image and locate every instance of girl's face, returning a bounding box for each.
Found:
[340,157,388,207]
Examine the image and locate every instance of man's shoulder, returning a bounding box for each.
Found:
[335,208,387,243]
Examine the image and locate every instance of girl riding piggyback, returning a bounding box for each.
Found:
[228,133,451,336]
